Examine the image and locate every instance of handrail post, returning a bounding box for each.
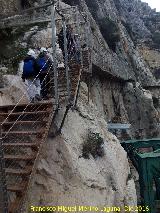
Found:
[51,2,59,107]
[62,18,71,105]
[75,7,83,67]
[86,13,92,74]
[0,125,8,213]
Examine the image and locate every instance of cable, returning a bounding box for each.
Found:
[1,58,51,128]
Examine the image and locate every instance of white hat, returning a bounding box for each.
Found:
[40,47,47,53]
[27,49,35,57]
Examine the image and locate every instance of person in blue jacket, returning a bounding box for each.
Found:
[37,47,52,100]
[22,49,41,102]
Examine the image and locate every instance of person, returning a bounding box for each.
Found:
[58,25,82,64]
[73,33,81,64]
[58,25,75,61]
[22,49,41,102]
[37,47,52,100]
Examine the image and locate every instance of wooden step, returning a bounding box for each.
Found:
[3,142,40,148]
[1,121,46,126]
[58,77,79,82]
[2,131,43,136]
[4,154,36,161]
[0,102,53,110]
[7,183,27,192]
[0,111,50,116]
[58,82,78,87]
[58,72,80,78]
[5,167,32,175]
[58,88,76,93]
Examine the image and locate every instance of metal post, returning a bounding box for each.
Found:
[75,7,83,67]
[62,18,71,105]
[86,14,92,74]
[51,2,59,107]
[0,125,8,213]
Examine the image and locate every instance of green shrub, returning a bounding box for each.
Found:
[82,131,104,159]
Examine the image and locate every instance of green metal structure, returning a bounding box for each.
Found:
[121,138,160,213]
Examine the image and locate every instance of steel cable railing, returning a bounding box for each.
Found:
[2,71,59,204]
[1,61,58,140]
[1,63,69,177]
[0,56,71,188]
[2,67,54,162]
[0,63,58,195]
[0,58,51,128]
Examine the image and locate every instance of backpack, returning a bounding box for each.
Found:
[23,59,35,77]
[37,57,48,72]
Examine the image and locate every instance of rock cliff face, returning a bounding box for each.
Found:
[24,83,137,212]
[0,0,160,211]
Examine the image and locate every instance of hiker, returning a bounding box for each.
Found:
[37,47,52,100]
[73,33,81,64]
[22,49,41,102]
[58,25,75,61]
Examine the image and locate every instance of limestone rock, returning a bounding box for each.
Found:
[25,83,137,211]
[0,75,29,105]
[30,28,52,48]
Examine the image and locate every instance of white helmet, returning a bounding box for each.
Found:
[27,49,35,57]
[40,47,47,53]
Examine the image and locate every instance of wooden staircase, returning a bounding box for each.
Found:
[50,62,82,104]
[0,58,84,213]
[0,102,56,213]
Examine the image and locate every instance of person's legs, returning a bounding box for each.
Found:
[26,79,35,102]
[34,79,41,101]
[34,79,41,96]
[40,74,47,98]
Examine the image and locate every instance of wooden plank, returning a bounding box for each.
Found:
[5,167,32,175]
[0,111,50,116]
[0,102,53,110]
[7,183,27,192]
[3,142,40,148]
[4,155,36,161]
[2,131,43,135]
[1,121,46,125]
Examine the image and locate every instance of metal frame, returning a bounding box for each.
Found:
[51,3,59,107]
[62,18,71,105]
[121,138,160,213]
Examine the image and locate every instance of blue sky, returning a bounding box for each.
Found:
[141,0,160,11]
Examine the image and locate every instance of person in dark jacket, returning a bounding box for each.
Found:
[37,47,52,100]
[22,49,41,102]
[58,25,75,61]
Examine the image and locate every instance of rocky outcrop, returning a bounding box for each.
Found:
[0,75,29,105]
[24,83,137,212]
